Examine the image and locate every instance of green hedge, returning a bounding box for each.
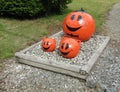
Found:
[0,0,72,18]
[42,0,72,14]
[0,0,44,18]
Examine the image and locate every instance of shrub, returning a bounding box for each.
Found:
[0,0,72,18]
[41,0,72,15]
[0,0,44,18]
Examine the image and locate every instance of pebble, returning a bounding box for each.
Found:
[26,32,106,67]
[86,76,97,88]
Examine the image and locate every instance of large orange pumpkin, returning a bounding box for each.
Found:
[62,10,95,42]
[41,37,56,52]
[59,36,81,58]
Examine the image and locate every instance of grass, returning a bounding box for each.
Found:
[0,0,120,60]
[67,0,120,31]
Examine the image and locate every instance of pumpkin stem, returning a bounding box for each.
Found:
[75,8,85,12]
[80,8,85,12]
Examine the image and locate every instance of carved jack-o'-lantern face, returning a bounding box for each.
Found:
[41,37,56,52]
[59,36,81,58]
[62,11,95,42]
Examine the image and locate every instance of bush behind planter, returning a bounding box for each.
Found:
[0,0,72,19]
[0,0,44,18]
[41,0,72,15]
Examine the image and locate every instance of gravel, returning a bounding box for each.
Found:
[25,32,106,66]
[0,2,120,92]
[89,2,120,92]
[0,59,97,92]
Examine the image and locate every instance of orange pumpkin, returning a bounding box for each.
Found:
[62,10,95,42]
[41,37,56,52]
[59,36,81,58]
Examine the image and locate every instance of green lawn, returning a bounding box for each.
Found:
[0,0,119,60]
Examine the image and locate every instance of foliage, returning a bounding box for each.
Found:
[0,0,72,18]
[0,0,45,18]
[41,0,72,15]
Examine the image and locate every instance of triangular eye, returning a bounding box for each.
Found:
[70,14,75,20]
[77,15,82,21]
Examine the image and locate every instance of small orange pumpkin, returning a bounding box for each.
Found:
[62,10,95,42]
[59,36,81,58]
[41,37,56,52]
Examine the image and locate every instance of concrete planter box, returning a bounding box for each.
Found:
[15,31,110,80]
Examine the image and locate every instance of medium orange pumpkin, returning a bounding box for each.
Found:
[41,37,56,52]
[62,10,95,42]
[59,36,81,58]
